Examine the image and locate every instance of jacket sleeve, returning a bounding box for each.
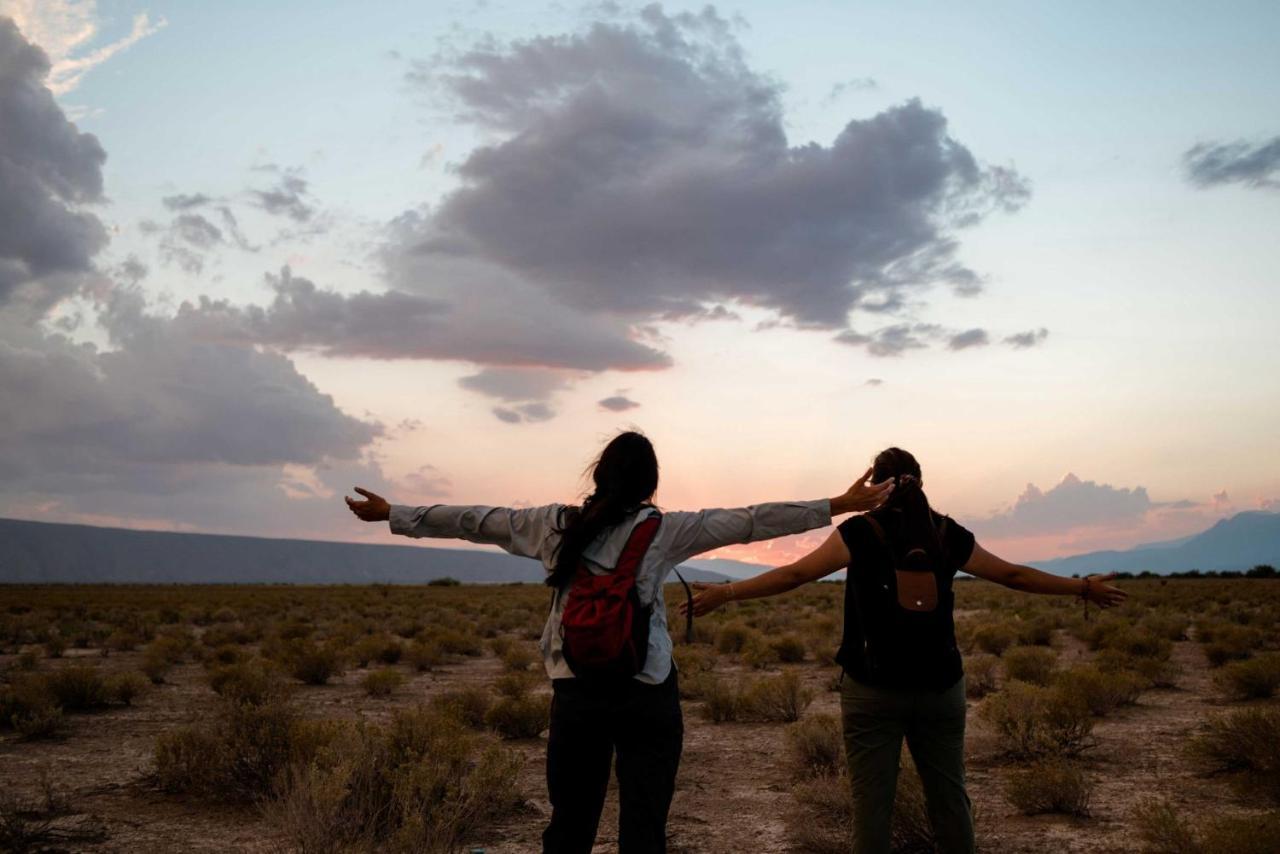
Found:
[388,503,564,561]
[659,499,832,564]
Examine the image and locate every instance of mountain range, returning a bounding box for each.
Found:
[0,517,728,585]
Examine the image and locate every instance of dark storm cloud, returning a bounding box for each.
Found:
[385,6,1029,361]
[598,394,640,412]
[0,17,108,310]
[947,328,989,350]
[1183,137,1280,190]
[1004,327,1049,349]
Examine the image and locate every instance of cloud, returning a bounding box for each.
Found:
[390,6,1028,360]
[1183,137,1280,190]
[492,403,555,424]
[835,323,942,357]
[1004,327,1049,349]
[251,170,315,222]
[826,76,878,101]
[973,473,1169,538]
[1,1,165,94]
[598,393,640,412]
[864,378,883,386]
[458,367,573,402]
[0,17,107,311]
[947,328,989,350]
[162,193,213,211]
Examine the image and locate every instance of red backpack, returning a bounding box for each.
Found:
[559,513,662,679]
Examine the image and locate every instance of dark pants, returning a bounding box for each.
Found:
[543,669,683,854]
[840,675,974,854]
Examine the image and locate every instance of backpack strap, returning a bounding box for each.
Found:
[863,514,896,569]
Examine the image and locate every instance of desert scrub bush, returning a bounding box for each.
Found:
[741,672,815,723]
[209,660,288,706]
[430,686,493,729]
[106,671,148,706]
[1142,612,1189,641]
[0,676,63,739]
[770,634,808,663]
[741,634,780,668]
[270,706,522,854]
[979,681,1093,758]
[714,621,754,654]
[1133,799,1280,854]
[1054,665,1144,716]
[154,697,333,801]
[500,642,538,672]
[1213,652,1280,699]
[1094,648,1181,689]
[485,692,550,739]
[361,668,405,698]
[0,784,108,852]
[965,654,999,698]
[1004,760,1092,816]
[44,666,111,711]
[430,628,483,657]
[285,640,344,686]
[1200,623,1261,667]
[700,676,743,723]
[406,640,444,672]
[1186,707,1280,802]
[972,622,1018,655]
[351,634,403,668]
[786,713,843,779]
[1002,646,1057,686]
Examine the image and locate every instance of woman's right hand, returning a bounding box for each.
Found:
[345,487,391,522]
[681,582,734,617]
[830,467,895,515]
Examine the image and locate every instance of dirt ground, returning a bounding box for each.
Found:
[2,623,1274,854]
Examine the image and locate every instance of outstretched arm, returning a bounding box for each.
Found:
[681,530,851,617]
[963,542,1127,607]
[344,487,561,560]
[662,468,893,563]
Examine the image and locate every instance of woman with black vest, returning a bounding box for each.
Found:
[684,447,1127,854]
[344,430,895,854]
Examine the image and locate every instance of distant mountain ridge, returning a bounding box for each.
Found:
[0,517,729,585]
[1028,511,1280,575]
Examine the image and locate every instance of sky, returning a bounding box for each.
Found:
[1,0,1277,567]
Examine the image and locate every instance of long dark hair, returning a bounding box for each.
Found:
[547,431,659,588]
[871,447,945,571]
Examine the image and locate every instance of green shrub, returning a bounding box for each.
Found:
[361,668,404,697]
[1003,646,1057,685]
[978,681,1093,758]
[1214,653,1280,699]
[786,713,843,779]
[1005,760,1092,816]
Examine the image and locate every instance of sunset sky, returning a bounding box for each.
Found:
[1,0,1277,567]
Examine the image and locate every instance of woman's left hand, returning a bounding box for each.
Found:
[680,582,734,618]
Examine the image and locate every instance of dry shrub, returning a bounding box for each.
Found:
[361,669,404,698]
[0,676,62,739]
[44,666,111,711]
[351,635,402,668]
[785,713,844,779]
[209,660,287,706]
[500,643,538,672]
[714,621,754,654]
[485,693,549,739]
[492,671,537,700]
[1133,800,1280,854]
[1142,613,1189,641]
[0,784,108,852]
[1095,649,1180,689]
[742,672,815,723]
[700,676,741,723]
[1054,665,1144,716]
[431,629,482,657]
[1187,707,1280,803]
[1005,760,1092,816]
[972,623,1018,656]
[741,635,780,668]
[1200,623,1261,667]
[1002,646,1057,686]
[770,634,808,663]
[1213,653,1280,700]
[978,681,1093,758]
[406,641,444,672]
[286,640,344,686]
[965,654,999,698]
[430,686,492,729]
[106,671,148,706]
[270,706,523,854]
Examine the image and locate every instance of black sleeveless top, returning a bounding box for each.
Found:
[835,509,975,692]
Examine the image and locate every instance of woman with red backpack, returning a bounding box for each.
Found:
[344,430,895,854]
[683,447,1128,854]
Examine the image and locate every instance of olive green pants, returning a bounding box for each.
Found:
[839,675,974,854]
